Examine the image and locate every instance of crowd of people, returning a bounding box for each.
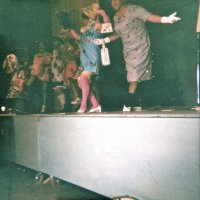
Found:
[0,37,84,113]
[0,0,181,114]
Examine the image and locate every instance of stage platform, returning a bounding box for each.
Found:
[0,108,200,200]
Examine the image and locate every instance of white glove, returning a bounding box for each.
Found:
[161,12,181,24]
[93,37,110,45]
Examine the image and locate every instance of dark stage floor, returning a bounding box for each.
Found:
[0,159,110,200]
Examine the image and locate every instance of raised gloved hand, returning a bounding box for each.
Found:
[161,12,181,24]
[96,9,110,23]
[93,37,111,45]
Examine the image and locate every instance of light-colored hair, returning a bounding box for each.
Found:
[3,54,18,74]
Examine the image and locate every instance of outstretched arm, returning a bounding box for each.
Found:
[109,33,120,42]
[93,32,120,45]
[147,12,181,24]
[69,29,81,40]
[94,10,113,34]
[96,9,110,23]
[147,15,162,23]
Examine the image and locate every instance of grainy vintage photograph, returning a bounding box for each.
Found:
[0,0,199,200]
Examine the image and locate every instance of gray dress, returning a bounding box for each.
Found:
[114,5,152,82]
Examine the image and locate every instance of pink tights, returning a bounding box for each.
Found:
[78,74,99,110]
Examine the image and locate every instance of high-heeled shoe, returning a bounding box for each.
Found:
[88,105,102,113]
[122,105,131,112]
[77,108,87,113]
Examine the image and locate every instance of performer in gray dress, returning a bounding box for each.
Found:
[94,0,181,111]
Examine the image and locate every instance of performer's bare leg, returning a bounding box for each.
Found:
[128,81,138,94]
